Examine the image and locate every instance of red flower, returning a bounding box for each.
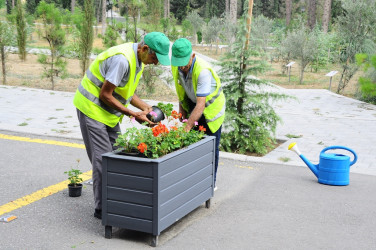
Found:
[152,123,169,137]
[199,125,206,132]
[171,110,182,119]
[137,143,147,153]
[170,126,178,131]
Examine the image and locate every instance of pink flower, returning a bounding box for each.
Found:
[149,111,158,118]
[131,116,136,123]
[194,121,198,126]
[182,119,188,123]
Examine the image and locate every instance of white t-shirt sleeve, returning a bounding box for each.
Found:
[197,69,215,97]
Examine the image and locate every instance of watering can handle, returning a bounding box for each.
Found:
[320,146,358,166]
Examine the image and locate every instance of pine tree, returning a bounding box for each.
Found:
[36,1,67,90]
[218,3,290,155]
[15,0,27,61]
[77,0,94,75]
[0,21,16,84]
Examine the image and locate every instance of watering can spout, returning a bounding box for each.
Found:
[288,142,319,178]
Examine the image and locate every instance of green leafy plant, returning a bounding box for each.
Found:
[285,134,302,139]
[114,108,206,159]
[64,160,83,186]
[218,5,290,156]
[156,102,173,117]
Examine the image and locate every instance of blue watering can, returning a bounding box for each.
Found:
[288,142,358,186]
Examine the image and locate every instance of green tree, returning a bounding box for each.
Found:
[103,20,123,48]
[280,23,318,84]
[356,54,376,105]
[36,1,67,90]
[186,11,204,44]
[335,0,376,94]
[15,0,27,61]
[250,14,273,60]
[170,0,189,22]
[26,0,42,15]
[180,19,191,37]
[120,0,144,43]
[72,0,94,75]
[0,21,16,84]
[143,0,163,31]
[202,16,222,50]
[218,6,289,155]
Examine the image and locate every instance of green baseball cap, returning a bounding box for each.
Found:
[144,32,171,66]
[171,38,192,67]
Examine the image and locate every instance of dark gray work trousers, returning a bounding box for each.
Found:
[77,109,120,210]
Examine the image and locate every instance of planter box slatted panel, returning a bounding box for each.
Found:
[160,188,212,227]
[107,201,153,219]
[160,164,213,204]
[102,136,215,246]
[107,214,152,233]
[107,173,153,191]
[160,176,212,218]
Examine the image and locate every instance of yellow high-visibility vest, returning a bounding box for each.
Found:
[172,57,225,133]
[73,43,144,127]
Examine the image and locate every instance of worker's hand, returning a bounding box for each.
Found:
[179,107,187,122]
[134,110,156,126]
[184,124,192,132]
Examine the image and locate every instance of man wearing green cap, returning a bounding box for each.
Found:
[171,38,226,188]
[73,32,170,219]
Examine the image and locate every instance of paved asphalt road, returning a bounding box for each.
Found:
[1,85,376,249]
[1,132,376,249]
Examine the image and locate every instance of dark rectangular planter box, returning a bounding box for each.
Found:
[101,136,215,246]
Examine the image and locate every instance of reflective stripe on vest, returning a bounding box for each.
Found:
[85,69,131,106]
[205,86,223,107]
[206,103,226,123]
[172,57,225,133]
[73,43,143,127]
[78,84,122,117]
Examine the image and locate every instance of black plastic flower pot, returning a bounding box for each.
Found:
[146,106,165,123]
[68,183,82,197]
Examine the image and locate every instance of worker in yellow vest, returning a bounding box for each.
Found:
[171,38,226,189]
[73,32,170,220]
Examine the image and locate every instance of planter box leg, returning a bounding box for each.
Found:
[105,226,112,239]
[150,235,158,247]
[205,199,211,209]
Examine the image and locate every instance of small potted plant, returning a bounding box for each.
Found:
[64,159,83,197]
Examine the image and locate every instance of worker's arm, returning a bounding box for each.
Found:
[99,80,152,124]
[184,96,205,132]
[179,102,188,121]
[130,94,153,112]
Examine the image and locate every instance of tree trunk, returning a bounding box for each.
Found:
[1,46,6,84]
[285,0,292,26]
[299,65,304,84]
[238,0,253,116]
[12,0,15,8]
[133,16,138,43]
[226,0,230,16]
[322,0,332,33]
[51,50,55,90]
[229,0,237,24]
[71,0,76,13]
[101,0,107,35]
[164,0,170,18]
[307,0,317,30]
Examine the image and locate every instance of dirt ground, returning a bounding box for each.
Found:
[3,45,360,101]
[2,53,178,102]
[192,45,361,98]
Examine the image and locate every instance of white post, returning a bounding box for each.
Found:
[325,70,338,91]
[286,62,295,83]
